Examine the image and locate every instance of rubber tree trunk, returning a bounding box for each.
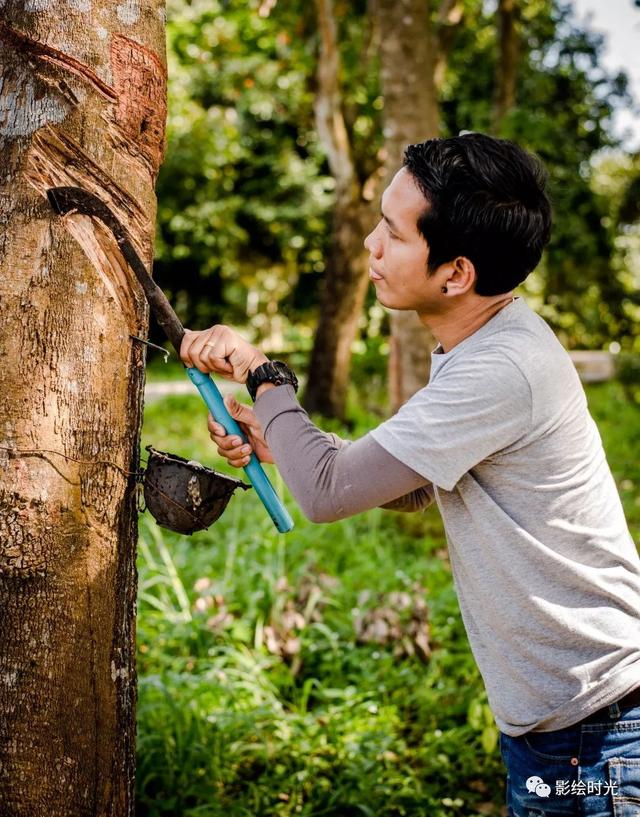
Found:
[302,0,377,421]
[0,6,166,815]
[492,0,519,133]
[376,0,440,412]
[303,195,372,419]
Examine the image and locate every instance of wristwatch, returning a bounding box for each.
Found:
[246,360,299,402]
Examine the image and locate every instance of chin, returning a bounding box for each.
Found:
[376,293,411,311]
[375,294,395,309]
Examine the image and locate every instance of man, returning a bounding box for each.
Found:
[180,134,640,816]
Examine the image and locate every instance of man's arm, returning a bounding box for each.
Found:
[253,386,434,523]
[320,430,434,514]
[209,389,433,520]
[180,325,434,521]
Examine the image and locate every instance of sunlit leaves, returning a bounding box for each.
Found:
[155,0,638,352]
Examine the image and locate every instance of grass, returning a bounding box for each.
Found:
[135,377,639,817]
[582,380,640,543]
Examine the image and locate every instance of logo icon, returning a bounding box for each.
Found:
[526,775,551,798]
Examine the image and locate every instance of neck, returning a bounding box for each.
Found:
[419,293,515,353]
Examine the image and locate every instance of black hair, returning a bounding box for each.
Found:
[403,133,552,295]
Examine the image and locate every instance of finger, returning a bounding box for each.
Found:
[214,435,245,452]
[210,436,247,454]
[180,329,220,373]
[191,335,218,374]
[207,414,227,437]
[214,325,256,380]
[201,347,234,375]
[217,443,251,462]
[218,441,252,468]
[239,422,266,451]
[199,326,235,375]
[224,395,259,428]
[228,454,251,468]
[212,437,234,452]
[179,329,197,368]
[187,328,232,375]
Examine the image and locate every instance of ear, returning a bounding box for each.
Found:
[443,256,477,295]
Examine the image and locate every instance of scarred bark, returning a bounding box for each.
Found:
[0,4,166,815]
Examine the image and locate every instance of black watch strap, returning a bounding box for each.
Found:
[246,360,299,402]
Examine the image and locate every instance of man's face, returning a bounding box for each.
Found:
[364,168,445,313]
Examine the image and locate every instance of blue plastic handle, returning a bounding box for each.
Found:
[185,367,294,533]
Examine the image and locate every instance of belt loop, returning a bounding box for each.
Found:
[608,702,621,719]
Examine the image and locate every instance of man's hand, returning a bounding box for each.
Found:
[208,395,274,466]
[180,325,268,384]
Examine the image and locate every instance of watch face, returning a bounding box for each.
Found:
[247,361,297,401]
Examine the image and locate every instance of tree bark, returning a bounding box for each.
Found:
[0,5,166,815]
[302,0,378,421]
[493,0,518,133]
[304,197,373,419]
[375,0,441,412]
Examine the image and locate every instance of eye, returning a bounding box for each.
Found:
[385,223,398,240]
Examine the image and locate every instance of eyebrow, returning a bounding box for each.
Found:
[381,211,402,235]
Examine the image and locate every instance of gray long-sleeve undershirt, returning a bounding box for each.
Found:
[253,385,434,523]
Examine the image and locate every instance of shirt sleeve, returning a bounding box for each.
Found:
[370,352,532,491]
[320,432,433,513]
[253,386,434,523]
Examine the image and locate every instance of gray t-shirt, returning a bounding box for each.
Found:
[254,296,640,737]
[370,296,640,735]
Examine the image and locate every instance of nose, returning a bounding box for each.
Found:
[364,221,383,257]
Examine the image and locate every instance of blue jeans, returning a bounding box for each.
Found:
[499,703,640,816]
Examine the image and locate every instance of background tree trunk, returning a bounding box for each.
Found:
[303,197,373,419]
[375,0,443,412]
[302,0,378,421]
[0,5,166,815]
[493,0,518,133]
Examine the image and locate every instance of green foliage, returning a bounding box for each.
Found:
[153,0,639,360]
[441,0,637,349]
[615,354,640,405]
[156,0,334,340]
[591,151,640,351]
[136,380,640,815]
[137,393,502,816]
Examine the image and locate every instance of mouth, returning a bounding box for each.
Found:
[369,267,383,281]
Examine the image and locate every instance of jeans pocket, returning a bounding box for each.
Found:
[523,729,581,764]
[506,733,580,816]
[608,756,640,817]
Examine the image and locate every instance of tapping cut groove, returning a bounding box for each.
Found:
[25,127,152,329]
[0,22,117,102]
